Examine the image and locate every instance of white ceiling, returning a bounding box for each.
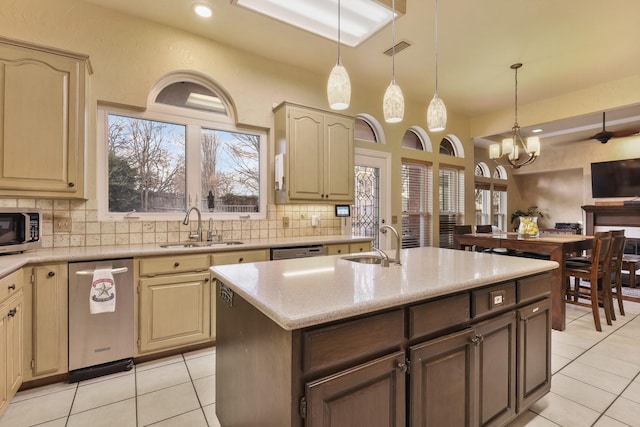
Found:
[81,0,640,145]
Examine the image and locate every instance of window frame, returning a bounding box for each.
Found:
[97,104,268,221]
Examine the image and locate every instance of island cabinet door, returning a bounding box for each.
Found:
[517,298,551,411]
[304,350,406,427]
[475,311,517,427]
[409,328,477,427]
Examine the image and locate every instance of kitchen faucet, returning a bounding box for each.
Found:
[183,206,202,242]
[207,217,220,242]
[380,225,402,265]
[371,247,390,267]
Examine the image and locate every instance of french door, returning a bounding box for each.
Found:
[354,149,391,250]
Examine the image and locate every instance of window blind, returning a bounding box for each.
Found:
[401,161,432,248]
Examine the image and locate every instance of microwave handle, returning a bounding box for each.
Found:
[22,213,31,242]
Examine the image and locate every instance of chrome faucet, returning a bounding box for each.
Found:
[380,225,402,265]
[372,247,390,267]
[207,218,220,242]
[183,206,202,242]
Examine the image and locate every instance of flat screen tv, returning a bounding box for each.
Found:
[591,158,640,198]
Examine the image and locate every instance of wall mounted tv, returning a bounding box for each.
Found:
[591,158,640,198]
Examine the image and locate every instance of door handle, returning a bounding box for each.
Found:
[75,267,129,276]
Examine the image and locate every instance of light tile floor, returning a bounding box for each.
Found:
[1,301,639,427]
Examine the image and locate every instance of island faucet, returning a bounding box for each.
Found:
[380,225,402,265]
[371,247,390,267]
[183,206,202,241]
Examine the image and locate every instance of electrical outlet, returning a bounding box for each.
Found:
[283,216,290,228]
[53,215,72,233]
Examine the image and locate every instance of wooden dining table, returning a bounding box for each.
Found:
[454,232,593,331]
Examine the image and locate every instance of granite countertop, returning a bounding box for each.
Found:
[210,247,559,331]
[0,235,371,278]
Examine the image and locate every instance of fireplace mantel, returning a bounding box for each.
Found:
[582,204,640,235]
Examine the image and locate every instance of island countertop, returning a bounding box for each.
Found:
[210,246,558,330]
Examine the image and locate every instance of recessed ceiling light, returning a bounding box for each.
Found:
[531,128,543,133]
[235,0,395,47]
[194,4,212,18]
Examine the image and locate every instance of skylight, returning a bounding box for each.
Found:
[235,0,394,47]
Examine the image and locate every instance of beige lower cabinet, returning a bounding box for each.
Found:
[349,242,371,253]
[23,264,68,382]
[136,254,211,355]
[324,244,349,255]
[0,275,24,419]
[325,242,371,255]
[210,249,269,340]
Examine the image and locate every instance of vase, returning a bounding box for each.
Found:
[517,216,539,237]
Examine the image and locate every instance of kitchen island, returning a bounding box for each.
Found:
[210,247,558,427]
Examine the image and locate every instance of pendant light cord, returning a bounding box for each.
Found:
[514,66,519,127]
[337,0,341,64]
[434,0,439,94]
[391,0,396,82]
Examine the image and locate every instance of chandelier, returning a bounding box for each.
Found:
[489,63,540,169]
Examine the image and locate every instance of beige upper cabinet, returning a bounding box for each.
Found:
[0,37,90,198]
[274,102,354,203]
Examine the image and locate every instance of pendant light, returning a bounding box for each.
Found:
[383,0,404,123]
[489,63,540,169]
[426,0,447,132]
[327,0,351,110]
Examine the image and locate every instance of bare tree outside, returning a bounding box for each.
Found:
[108,114,186,212]
[200,129,260,213]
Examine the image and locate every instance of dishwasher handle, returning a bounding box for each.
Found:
[74,267,129,276]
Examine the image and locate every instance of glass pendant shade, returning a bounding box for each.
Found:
[383,80,404,123]
[327,60,351,110]
[427,92,447,132]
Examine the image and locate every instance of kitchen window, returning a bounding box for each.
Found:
[98,77,267,220]
[401,160,433,248]
[439,165,465,248]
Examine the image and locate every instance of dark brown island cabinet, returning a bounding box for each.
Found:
[215,272,551,427]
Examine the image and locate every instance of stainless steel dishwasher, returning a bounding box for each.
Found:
[270,245,327,260]
[68,258,134,382]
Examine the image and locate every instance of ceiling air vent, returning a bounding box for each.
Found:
[383,40,411,56]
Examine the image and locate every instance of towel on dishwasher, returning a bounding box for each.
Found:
[90,268,116,314]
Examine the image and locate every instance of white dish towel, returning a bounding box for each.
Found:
[90,268,116,314]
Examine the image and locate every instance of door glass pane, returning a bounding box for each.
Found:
[353,165,380,248]
[107,114,186,213]
[200,129,261,213]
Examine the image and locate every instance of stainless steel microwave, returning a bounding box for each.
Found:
[0,208,41,254]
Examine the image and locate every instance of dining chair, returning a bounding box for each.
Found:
[564,231,614,332]
[475,224,493,233]
[608,230,626,317]
[453,225,473,251]
[565,230,626,319]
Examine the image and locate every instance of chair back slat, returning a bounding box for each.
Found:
[475,224,493,233]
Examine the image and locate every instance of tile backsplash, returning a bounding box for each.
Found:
[0,198,342,248]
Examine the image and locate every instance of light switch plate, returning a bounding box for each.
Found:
[283,216,290,227]
[53,215,72,233]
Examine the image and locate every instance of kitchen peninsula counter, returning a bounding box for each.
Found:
[211,247,558,427]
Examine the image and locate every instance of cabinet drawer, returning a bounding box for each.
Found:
[211,249,268,266]
[0,270,23,303]
[325,244,349,255]
[517,273,551,303]
[472,282,516,318]
[349,242,371,253]
[303,309,404,375]
[139,254,210,276]
[409,293,470,340]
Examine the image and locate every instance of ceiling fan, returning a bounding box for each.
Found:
[590,111,640,143]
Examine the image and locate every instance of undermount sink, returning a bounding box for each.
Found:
[341,254,384,265]
[160,241,243,248]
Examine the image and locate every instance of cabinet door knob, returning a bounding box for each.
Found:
[8,308,16,317]
[68,182,75,187]
[8,284,15,290]
[396,361,408,373]
[204,277,210,283]
[337,249,342,253]
[471,335,484,346]
[48,271,56,277]
[174,262,180,267]
[238,257,244,263]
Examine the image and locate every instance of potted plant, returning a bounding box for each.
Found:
[511,205,545,236]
